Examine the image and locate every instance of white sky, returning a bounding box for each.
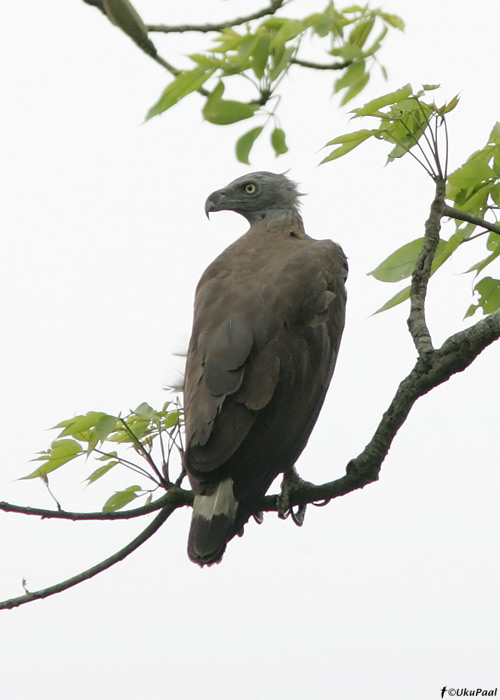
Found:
[1,1,500,698]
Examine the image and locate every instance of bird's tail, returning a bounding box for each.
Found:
[187,477,238,566]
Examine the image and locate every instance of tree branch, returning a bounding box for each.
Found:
[0,488,192,521]
[443,204,500,236]
[81,0,105,14]
[5,306,499,596]
[0,488,191,610]
[261,305,500,512]
[407,177,445,354]
[146,1,285,34]
[291,58,350,71]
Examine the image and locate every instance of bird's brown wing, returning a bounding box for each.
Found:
[184,233,347,487]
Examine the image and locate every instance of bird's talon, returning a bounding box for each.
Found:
[291,504,306,526]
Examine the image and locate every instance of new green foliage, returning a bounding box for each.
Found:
[321,85,500,316]
[145,4,403,162]
[24,402,184,512]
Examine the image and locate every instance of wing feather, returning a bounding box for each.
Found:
[185,233,347,485]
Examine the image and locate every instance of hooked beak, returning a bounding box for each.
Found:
[204,189,226,218]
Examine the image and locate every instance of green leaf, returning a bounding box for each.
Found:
[351,84,412,117]
[312,10,334,37]
[334,60,365,93]
[261,18,285,31]
[236,126,264,164]
[189,53,223,69]
[438,94,460,116]
[271,127,288,156]
[490,183,500,207]
[103,0,150,47]
[22,439,83,479]
[95,414,118,443]
[325,129,376,146]
[55,412,108,438]
[459,183,493,215]
[269,45,294,81]
[146,66,214,120]
[321,129,375,163]
[465,277,500,317]
[86,462,118,485]
[379,12,405,31]
[97,450,118,462]
[202,82,257,125]
[488,121,500,145]
[103,485,142,513]
[448,159,497,190]
[363,26,388,58]
[162,410,181,429]
[349,17,375,48]
[370,239,418,282]
[373,285,411,314]
[464,233,500,276]
[340,70,369,106]
[270,18,304,48]
[237,35,258,66]
[321,141,362,163]
[330,43,364,62]
[134,402,156,419]
[210,28,246,53]
[252,32,271,79]
[370,238,448,282]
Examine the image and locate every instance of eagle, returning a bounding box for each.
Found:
[183,172,347,566]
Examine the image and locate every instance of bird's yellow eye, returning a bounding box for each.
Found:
[244,183,257,194]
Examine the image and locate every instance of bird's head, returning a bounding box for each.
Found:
[204,171,302,225]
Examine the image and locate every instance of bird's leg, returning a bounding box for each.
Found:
[277,465,311,526]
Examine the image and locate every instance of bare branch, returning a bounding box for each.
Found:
[0,489,192,521]
[0,488,191,610]
[147,0,285,34]
[407,177,445,354]
[443,204,500,236]
[290,58,350,71]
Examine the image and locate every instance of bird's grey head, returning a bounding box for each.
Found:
[205,171,302,225]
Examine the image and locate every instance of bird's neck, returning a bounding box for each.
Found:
[245,206,303,228]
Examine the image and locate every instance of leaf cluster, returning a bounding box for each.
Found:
[322,84,500,315]
[24,402,184,513]
[146,3,403,163]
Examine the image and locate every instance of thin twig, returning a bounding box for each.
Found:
[0,492,189,610]
[395,114,437,178]
[413,99,440,178]
[93,448,157,483]
[0,489,193,521]
[146,0,285,34]
[443,205,500,236]
[156,421,168,483]
[118,419,164,485]
[290,58,350,70]
[443,117,449,180]
[387,136,435,179]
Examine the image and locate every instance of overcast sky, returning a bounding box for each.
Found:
[1,1,500,699]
